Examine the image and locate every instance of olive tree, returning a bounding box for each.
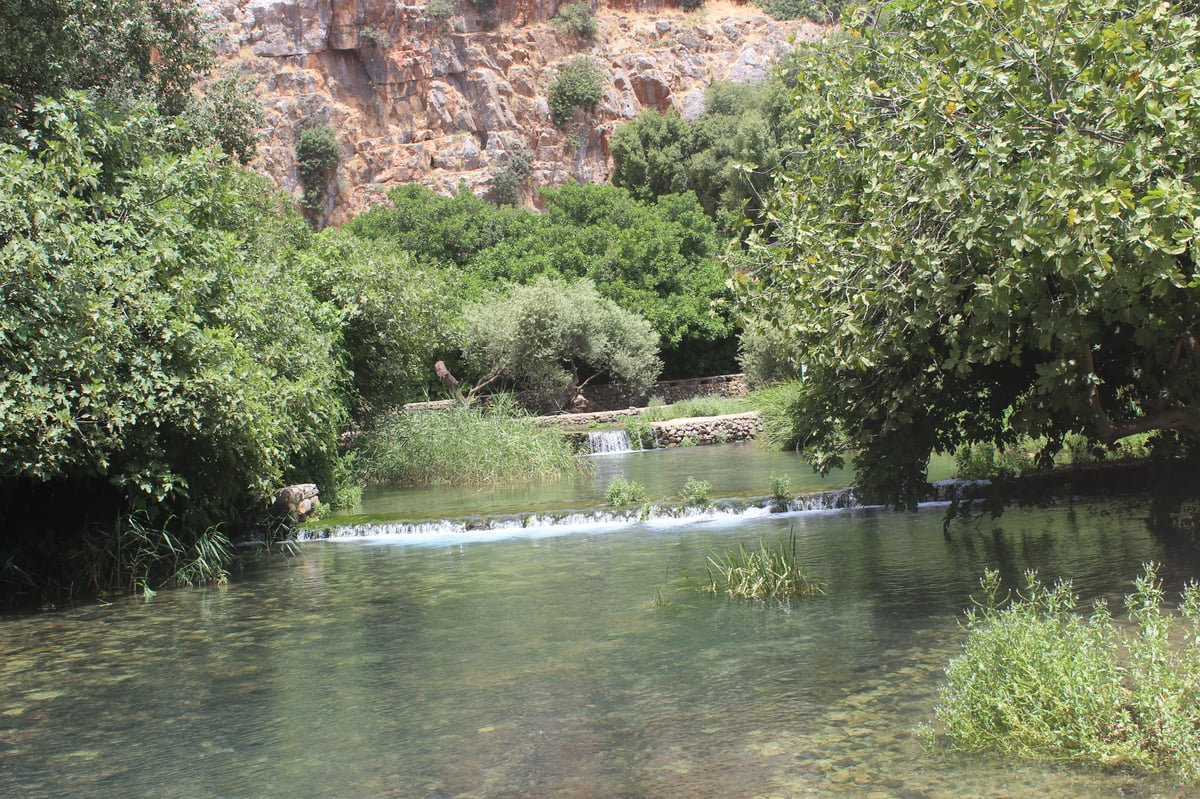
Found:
[738,0,1200,507]
[457,277,662,408]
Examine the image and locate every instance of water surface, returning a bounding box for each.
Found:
[3,496,1200,798]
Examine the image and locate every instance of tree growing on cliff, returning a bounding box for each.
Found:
[457,277,662,409]
[737,0,1200,508]
[548,56,605,127]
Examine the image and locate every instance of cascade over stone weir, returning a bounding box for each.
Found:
[301,479,992,541]
[586,429,635,454]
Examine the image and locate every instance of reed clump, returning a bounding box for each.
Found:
[936,564,1200,781]
[701,530,824,599]
[355,397,588,486]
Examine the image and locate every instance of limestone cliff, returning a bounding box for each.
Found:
[197,0,826,225]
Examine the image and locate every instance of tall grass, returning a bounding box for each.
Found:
[641,394,752,422]
[355,397,590,486]
[701,530,824,599]
[936,564,1200,781]
[81,513,232,597]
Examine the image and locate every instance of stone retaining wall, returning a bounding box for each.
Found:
[652,412,763,447]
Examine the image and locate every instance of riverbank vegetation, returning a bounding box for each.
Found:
[937,565,1200,780]
[735,0,1200,508]
[355,398,588,486]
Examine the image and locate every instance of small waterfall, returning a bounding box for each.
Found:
[586,429,633,455]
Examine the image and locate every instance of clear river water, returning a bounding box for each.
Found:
[3,444,1200,798]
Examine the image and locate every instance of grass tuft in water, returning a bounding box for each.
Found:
[700,529,824,599]
[355,396,589,486]
[936,563,1200,781]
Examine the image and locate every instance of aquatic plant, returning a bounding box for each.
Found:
[937,564,1200,781]
[83,513,232,597]
[355,396,588,486]
[701,530,824,599]
[769,472,793,503]
[681,477,713,508]
[606,476,648,507]
[625,417,657,450]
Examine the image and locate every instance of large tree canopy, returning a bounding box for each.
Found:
[0,95,347,597]
[739,0,1200,507]
[347,182,736,378]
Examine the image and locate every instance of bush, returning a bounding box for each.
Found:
[425,0,455,18]
[354,397,588,486]
[552,1,597,39]
[296,123,341,215]
[681,477,713,508]
[606,476,648,506]
[758,0,837,21]
[680,0,704,10]
[625,417,658,450]
[489,147,532,206]
[937,565,1200,780]
[359,26,391,49]
[769,472,792,503]
[548,56,605,127]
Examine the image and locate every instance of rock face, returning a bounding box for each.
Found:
[197,0,826,224]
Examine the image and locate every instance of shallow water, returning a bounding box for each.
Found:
[4,496,1200,798]
[349,443,957,522]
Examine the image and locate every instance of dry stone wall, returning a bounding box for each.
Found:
[652,411,761,446]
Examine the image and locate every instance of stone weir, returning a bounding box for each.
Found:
[195,0,829,225]
[301,479,993,540]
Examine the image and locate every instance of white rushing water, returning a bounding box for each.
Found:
[585,429,635,454]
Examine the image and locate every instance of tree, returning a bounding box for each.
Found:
[457,277,662,409]
[298,230,453,418]
[0,0,261,163]
[737,0,1200,507]
[0,95,347,600]
[345,182,738,377]
[0,0,210,124]
[610,81,788,231]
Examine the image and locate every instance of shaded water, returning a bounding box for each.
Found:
[4,495,1200,798]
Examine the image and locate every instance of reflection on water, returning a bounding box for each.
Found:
[3,500,1200,798]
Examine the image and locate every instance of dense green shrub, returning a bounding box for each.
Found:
[298,230,453,417]
[489,147,532,206]
[354,398,588,486]
[937,565,1200,780]
[296,123,341,215]
[681,477,713,508]
[552,1,597,39]
[0,95,347,602]
[548,56,605,127]
[606,476,648,507]
[459,276,662,409]
[758,0,837,21]
[425,0,455,18]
